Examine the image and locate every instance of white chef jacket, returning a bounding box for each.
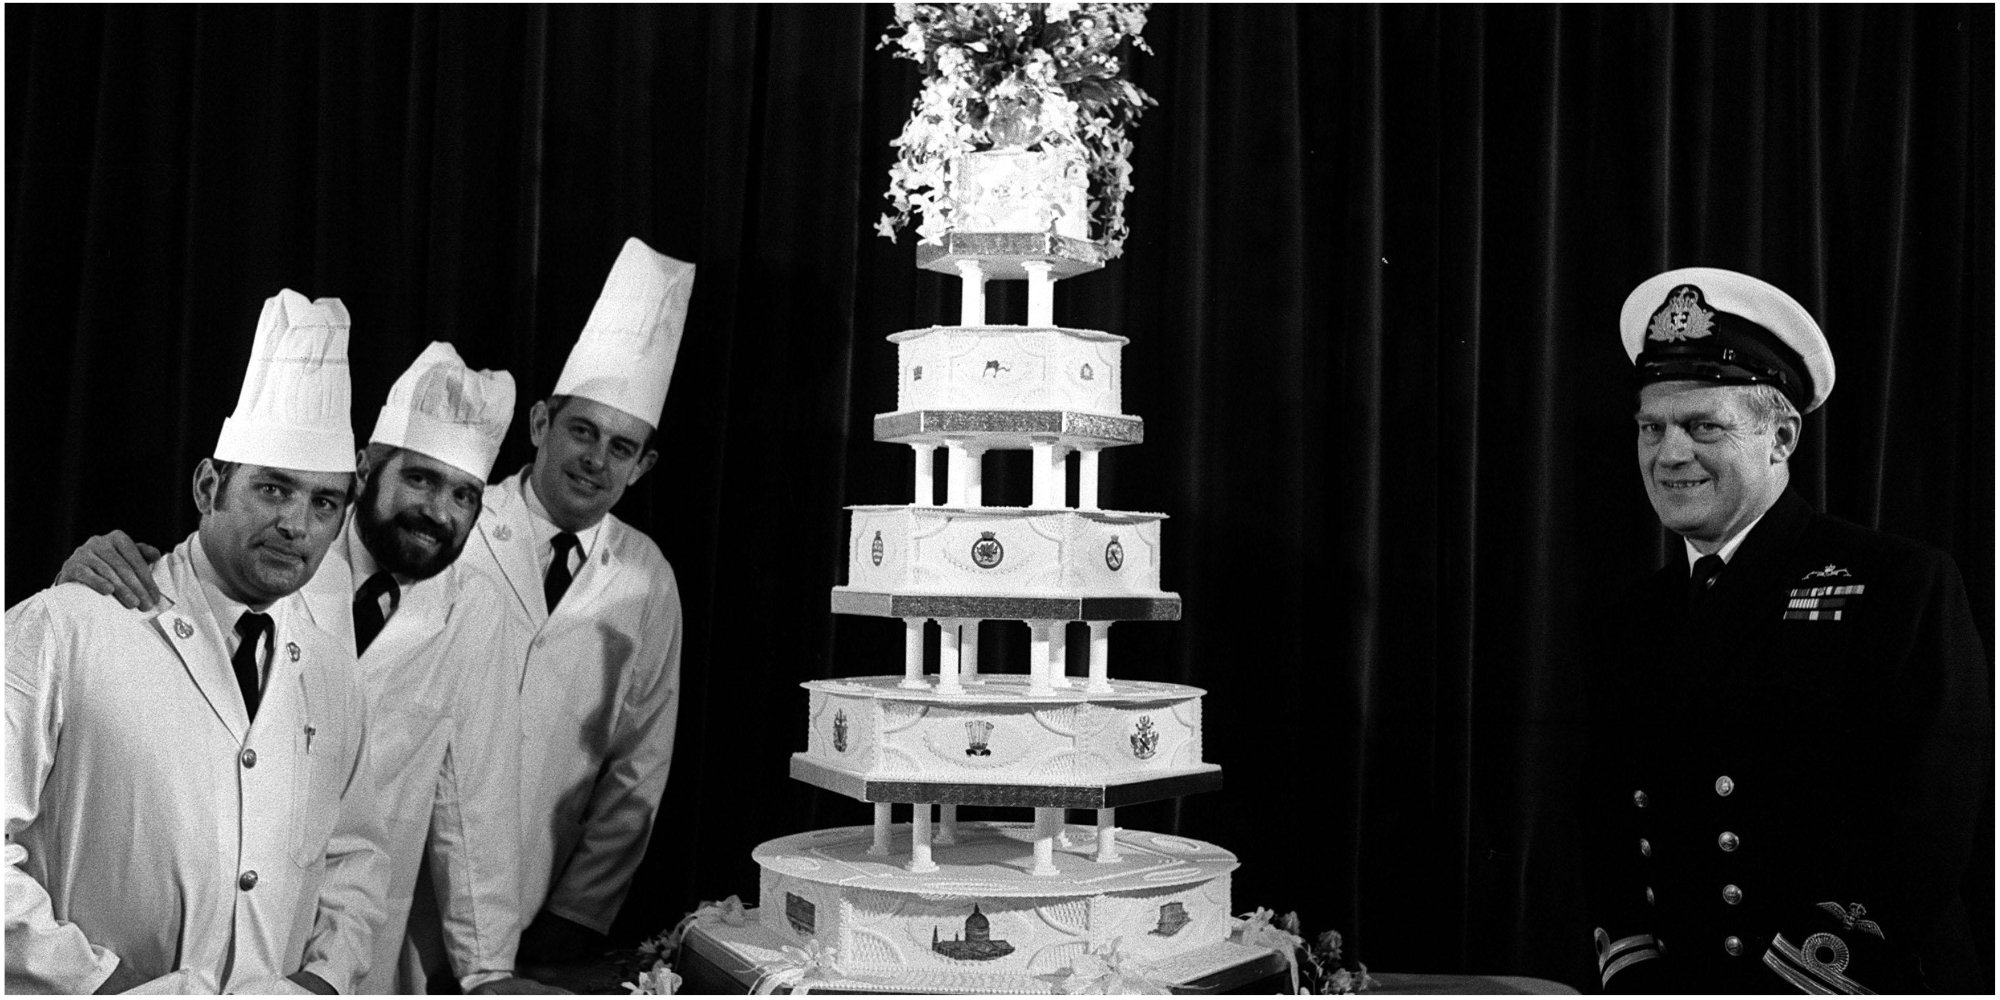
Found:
[5,535,388,993]
[462,469,683,933]
[295,515,528,992]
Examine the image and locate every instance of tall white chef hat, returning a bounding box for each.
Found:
[369,342,516,481]
[214,289,355,473]
[552,237,696,430]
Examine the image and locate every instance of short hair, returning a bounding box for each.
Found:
[545,394,657,454]
[1736,383,1800,435]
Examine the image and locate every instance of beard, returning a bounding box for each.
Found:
[355,477,468,580]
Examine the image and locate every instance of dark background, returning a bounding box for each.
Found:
[7,4,1992,990]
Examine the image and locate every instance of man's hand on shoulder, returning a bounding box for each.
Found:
[57,530,163,612]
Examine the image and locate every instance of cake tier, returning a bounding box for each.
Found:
[892,325,1124,415]
[755,822,1238,981]
[795,675,1218,805]
[685,913,1286,994]
[916,231,1106,280]
[875,409,1143,450]
[845,506,1167,597]
[951,150,1090,241]
[831,590,1182,622]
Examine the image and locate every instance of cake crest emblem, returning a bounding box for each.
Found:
[1080,362,1095,381]
[1130,716,1159,759]
[870,531,884,566]
[832,710,849,753]
[965,719,994,756]
[971,531,1005,569]
[1105,535,1125,571]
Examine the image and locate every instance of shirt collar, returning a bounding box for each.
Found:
[520,467,604,558]
[190,532,271,654]
[1684,506,1770,575]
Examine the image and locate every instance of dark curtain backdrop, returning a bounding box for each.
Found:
[7,4,1991,990]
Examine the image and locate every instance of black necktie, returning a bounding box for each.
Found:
[233,611,273,721]
[1689,553,1725,607]
[352,572,399,655]
[545,532,580,613]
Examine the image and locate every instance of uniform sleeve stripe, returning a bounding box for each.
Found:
[1597,932,1659,973]
[1602,948,1662,986]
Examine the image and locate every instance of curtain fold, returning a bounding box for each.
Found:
[6,5,1989,988]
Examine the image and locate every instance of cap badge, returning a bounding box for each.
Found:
[287,642,301,662]
[1647,285,1716,343]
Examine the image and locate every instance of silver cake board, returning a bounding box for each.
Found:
[679,911,1289,995]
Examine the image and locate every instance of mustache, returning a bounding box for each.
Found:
[393,510,451,544]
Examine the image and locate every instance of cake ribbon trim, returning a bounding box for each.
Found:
[750,938,846,996]
[1231,907,1304,993]
[1041,937,1175,995]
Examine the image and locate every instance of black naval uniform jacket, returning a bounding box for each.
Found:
[1585,489,1990,994]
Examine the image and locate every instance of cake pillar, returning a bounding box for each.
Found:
[1049,623,1072,688]
[1087,621,1113,692]
[1032,806,1061,876]
[938,804,959,845]
[1095,808,1120,862]
[870,803,893,856]
[956,260,987,326]
[937,620,965,695]
[901,618,928,689]
[961,619,982,679]
[965,445,986,506]
[1027,621,1055,695]
[1078,448,1100,510]
[908,803,938,873]
[912,443,936,506]
[1024,260,1055,327]
[945,439,968,506]
[1030,437,1065,508]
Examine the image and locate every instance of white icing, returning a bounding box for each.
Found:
[804,678,1209,788]
[846,507,1166,596]
[951,150,1091,240]
[894,326,1124,414]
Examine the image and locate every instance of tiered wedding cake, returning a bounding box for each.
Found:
[730,161,1264,993]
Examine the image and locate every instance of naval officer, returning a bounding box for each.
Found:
[6,291,390,993]
[1584,267,1990,993]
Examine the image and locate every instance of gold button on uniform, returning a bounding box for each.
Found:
[240,748,258,768]
[238,870,259,891]
[1717,830,1739,852]
[1724,935,1744,957]
[1715,775,1734,796]
[1633,789,1649,808]
[1722,884,1743,905]
[1639,838,1651,857]
[1645,886,1656,905]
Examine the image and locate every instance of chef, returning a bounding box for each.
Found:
[6,290,389,993]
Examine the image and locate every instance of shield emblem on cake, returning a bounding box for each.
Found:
[870,531,884,566]
[971,531,1004,569]
[1105,535,1125,571]
[832,710,849,753]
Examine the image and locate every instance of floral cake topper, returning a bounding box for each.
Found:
[876,2,1157,256]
